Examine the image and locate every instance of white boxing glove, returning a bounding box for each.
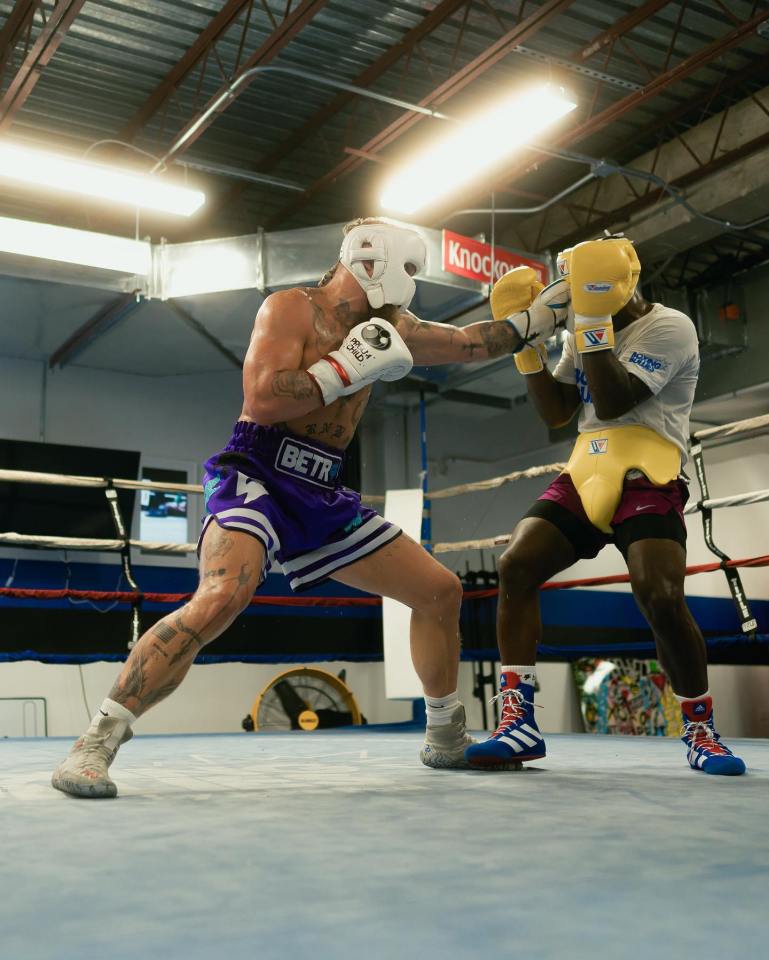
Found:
[306,318,413,405]
[505,277,571,349]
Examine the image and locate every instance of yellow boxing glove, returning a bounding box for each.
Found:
[491,266,549,372]
[514,342,549,375]
[555,247,575,334]
[490,265,544,320]
[570,238,640,353]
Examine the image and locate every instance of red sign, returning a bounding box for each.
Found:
[441,229,549,285]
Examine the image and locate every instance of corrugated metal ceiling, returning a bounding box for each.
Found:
[1,0,768,252]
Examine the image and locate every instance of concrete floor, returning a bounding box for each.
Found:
[1,730,767,960]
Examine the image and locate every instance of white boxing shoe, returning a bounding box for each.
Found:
[52,715,133,799]
[420,704,477,769]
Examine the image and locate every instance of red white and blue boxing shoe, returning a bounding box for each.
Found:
[465,670,545,769]
[681,695,746,776]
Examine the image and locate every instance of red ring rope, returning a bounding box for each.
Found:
[0,555,766,606]
[463,555,769,599]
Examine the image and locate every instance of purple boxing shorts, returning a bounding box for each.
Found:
[529,472,689,560]
[200,422,401,591]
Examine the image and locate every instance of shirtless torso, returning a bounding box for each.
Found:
[238,277,521,450]
[238,285,379,449]
[277,285,377,448]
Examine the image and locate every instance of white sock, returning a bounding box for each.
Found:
[94,698,137,726]
[424,690,460,727]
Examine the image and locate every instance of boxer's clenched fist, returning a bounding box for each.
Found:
[307,318,413,405]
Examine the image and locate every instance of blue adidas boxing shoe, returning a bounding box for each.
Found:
[681,696,746,776]
[465,671,545,769]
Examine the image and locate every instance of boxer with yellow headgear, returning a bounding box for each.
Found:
[551,236,676,532]
[468,236,745,777]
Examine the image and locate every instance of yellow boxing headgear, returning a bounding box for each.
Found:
[490,266,544,321]
[613,236,641,294]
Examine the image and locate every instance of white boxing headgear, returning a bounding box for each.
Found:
[339,221,427,309]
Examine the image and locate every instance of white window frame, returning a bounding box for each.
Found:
[130,455,201,569]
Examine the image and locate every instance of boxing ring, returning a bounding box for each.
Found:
[2,731,768,959]
[1,414,768,959]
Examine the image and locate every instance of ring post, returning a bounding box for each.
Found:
[689,438,757,636]
[104,481,142,649]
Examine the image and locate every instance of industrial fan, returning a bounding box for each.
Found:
[242,667,365,732]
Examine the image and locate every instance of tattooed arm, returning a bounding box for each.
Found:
[394,310,523,365]
[241,291,323,423]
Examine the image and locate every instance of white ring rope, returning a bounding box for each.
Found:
[434,534,516,554]
[0,412,765,503]
[0,469,202,494]
[427,462,566,500]
[692,413,769,445]
[684,488,769,514]
[0,532,196,554]
[0,467,386,504]
[0,412,766,557]
[434,487,769,554]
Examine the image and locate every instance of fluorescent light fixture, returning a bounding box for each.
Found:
[0,215,151,275]
[0,141,205,217]
[380,85,576,214]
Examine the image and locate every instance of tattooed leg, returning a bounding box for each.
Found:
[108,525,265,717]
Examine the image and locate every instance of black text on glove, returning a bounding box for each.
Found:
[306,318,413,405]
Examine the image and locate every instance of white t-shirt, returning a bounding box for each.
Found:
[552,303,700,458]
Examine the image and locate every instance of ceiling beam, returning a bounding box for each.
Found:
[552,124,769,252]
[212,0,470,219]
[573,0,672,63]
[119,0,255,143]
[0,0,86,133]
[386,378,515,411]
[558,7,769,149]
[166,301,243,369]
[0,0,38,77]
[436,6,769,227]
[265,0,576,228]
[158,0,329,167]
[629,56,769,151]
[48,291,142,369]
[685,241,769,290]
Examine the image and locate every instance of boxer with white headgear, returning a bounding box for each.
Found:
[52,214,569,798]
